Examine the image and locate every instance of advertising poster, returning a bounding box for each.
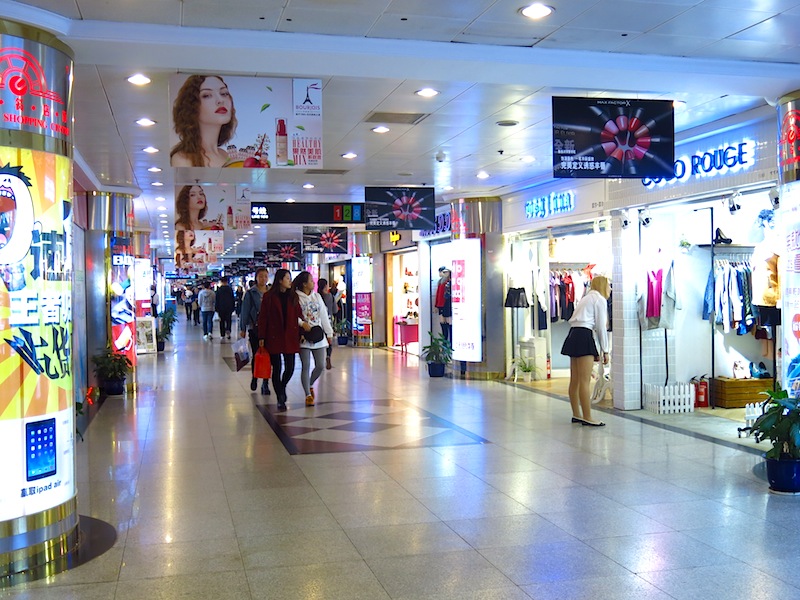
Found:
[0,148,75,521]
[302,226,348,254]
[174,230,221,275]
[169,75,322,169]
[355,292,373,337]
[450,238,483,362]
[136,317,157,354]
[173,184,251,231]
[783,186,800,395]
[365,187,436,230]
[265,242,302,263]
[110,240,137,366]
[351,257,372,336]
[552,97,674,179]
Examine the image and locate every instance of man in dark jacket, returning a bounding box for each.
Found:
[215,277,236,340]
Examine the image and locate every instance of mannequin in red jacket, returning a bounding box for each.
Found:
[434,266,452,341]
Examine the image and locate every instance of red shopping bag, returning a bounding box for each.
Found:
[253,348,272,380]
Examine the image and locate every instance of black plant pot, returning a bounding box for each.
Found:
[100,377,126,397]
[765,456,800,493]
[337,336,348,346]
[157,340,165,352]
[427,362,446,377]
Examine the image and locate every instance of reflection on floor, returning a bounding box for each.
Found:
[7,318,798,600]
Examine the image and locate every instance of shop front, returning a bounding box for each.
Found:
[380,230,420,354]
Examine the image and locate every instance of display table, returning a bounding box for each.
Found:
[395,321,419,353]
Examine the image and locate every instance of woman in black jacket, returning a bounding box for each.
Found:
[239,269,270,395]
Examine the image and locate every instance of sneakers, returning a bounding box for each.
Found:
[305,394,315,406]
[226,333,231,340]
[326,356,332,370]
[261,381,270,396]
[203,334,208,340]
[250,377,258,391]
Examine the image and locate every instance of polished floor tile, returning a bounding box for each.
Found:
[8,321,799,599]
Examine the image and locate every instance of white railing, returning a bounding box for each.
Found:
[643,383,695,414]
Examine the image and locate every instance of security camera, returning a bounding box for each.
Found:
[638,208,652,227]
[435,150,446,163]
[619,209,630,229]
[769,186,780,209]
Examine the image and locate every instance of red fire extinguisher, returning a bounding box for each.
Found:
[694,376,709,407]
[546,354,552,379]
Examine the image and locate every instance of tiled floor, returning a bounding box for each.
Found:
[4,317,799,599]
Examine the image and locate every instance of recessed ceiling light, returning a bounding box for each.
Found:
[496,120,519,127]
[520,3,554,20]
[143,146,159,153]
[302,183,315,189]
[136,118,156,127]
[477,170,490,179]
[156,196,166,202]
[371,125,390,134]
[152,182,163,186]
[254,225,261,228]
[247,231,254,234]
[341,152,357,159]
[286,198,296,203]
[415,87,439,98]
[444,186,454,191]
[159,213,168,218]
[127,73,151,85]
[148,167,162,173]
[160,220,168,224]
[673,100,687,111]
[521,155,535,163]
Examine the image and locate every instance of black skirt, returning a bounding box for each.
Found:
[561,326,598,358]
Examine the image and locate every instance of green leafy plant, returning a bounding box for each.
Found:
[751,387,800,459]
[517,356,535,373]
[421,332,453,364]
[91,347,132,382]
[156,306,178,342]
[334,318,350,337]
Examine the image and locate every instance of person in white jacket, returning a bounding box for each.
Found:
[293,271,334,406]
[560,275,610,427]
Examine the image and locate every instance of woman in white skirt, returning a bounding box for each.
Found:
[560,275,610,427]
[293,271,334,406]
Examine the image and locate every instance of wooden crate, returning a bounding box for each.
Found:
[710,377,773,408]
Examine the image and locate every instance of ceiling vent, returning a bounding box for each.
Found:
[364,112,428,125]
[304,169,349,175]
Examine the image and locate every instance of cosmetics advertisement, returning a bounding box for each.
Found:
[264,242,302,263]
[782,183,800,395]
[552,97,674,179]
[169,75,322,170]
[173,184,252,231]
[365,187,436,230]
[302,226,348,254]
[0,147,75,521]
[173,230,222,275]
[450,238,483,362]
[110,239,137,367]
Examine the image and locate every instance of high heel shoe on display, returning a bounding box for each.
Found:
[713,227,732,244]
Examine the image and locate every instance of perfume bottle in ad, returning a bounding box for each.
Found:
[275,118,288,166]
[227,206,234,229]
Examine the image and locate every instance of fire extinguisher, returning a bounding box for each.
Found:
[693,375,709,407]
[546,354,552,379]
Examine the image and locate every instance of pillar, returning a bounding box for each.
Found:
[0,19,77,579]
[450,196,504,378]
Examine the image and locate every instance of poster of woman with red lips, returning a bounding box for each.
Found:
[552,97,674,179]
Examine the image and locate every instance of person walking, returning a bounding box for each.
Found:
[183,287,194,320]
[197,281,216,340]
[296,272,333,406]
[239,268,270,395]
[258,269,303,410]
[215,276,235,340]
[560,275,611,427]
[234,285,244,318]
[318,278,341,370]
[150,284,160,316]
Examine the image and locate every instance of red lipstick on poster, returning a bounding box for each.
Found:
[589,106,620,135]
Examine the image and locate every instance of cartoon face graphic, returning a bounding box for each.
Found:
[0,164,34,266]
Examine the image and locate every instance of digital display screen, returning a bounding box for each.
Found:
[26,418,57,481]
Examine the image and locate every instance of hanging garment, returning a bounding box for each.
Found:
[645,269,663,318]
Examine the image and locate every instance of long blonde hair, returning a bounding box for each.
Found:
[590,275,611,299]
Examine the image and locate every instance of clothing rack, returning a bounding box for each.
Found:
[549,262,590,271]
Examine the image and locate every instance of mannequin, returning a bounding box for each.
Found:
[435,266,452,341]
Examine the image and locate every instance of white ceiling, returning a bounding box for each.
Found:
[3,0,800,260]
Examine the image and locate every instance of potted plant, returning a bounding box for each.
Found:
[421,331,453,377]
[517,356,535,382]
[334,318,350,346]
[91,347,132,396]
[156,306,178,351]
[751,387,800,493]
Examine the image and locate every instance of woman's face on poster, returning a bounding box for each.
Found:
[184,230,195,245]
[188,186,206,211]
[197,77,232,127]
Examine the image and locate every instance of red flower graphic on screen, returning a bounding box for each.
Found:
[277,244,298,261]
[319,229,345,252]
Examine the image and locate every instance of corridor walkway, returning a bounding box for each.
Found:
[4,320,800,599]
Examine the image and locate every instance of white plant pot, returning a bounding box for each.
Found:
[521,372,532,382]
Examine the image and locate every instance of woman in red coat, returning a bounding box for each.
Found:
[258,269,307,409]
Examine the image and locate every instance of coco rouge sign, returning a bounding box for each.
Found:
[0,37,73,143]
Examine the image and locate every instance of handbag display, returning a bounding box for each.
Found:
[253,348,272,379]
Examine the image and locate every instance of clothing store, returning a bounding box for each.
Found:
[502,180,613,382]
[607,106,779,410]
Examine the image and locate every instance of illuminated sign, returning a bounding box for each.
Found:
[450,238,482,362]
[250,202,363,224]
[0,149,74,522]
[389,231,401,246]
[525,191,576,220]
[642,140,755,187]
